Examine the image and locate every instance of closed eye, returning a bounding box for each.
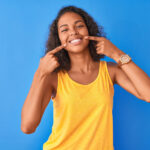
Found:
[61,29,68,32]
[77,25,84,28]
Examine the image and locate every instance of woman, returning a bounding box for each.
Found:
[21,6,150,150]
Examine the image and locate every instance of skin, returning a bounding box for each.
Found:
[50,12,150,102]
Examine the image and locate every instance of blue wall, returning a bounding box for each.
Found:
[0,0,150,150]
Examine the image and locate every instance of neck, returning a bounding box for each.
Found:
[68,48,98,73]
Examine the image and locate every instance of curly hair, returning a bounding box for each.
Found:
[44,5,107,73]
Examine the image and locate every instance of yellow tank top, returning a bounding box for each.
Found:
[43,60,114,150]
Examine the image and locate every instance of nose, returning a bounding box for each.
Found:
[70,28,79,36]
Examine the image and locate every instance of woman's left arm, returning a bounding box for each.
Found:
[113,54,150,102]
[84,36,150,102]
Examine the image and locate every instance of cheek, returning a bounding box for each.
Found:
[82,27,89,35]
[58,32,67,44]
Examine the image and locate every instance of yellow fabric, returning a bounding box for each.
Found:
[43,60,114,150]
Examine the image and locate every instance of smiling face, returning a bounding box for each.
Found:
[57,12,89,53]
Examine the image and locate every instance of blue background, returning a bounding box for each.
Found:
[0,0,150,150]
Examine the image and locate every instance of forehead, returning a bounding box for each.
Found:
[58,12,84,27]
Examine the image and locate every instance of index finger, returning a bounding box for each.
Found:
[47,43,67,55]
[84,36,103,41]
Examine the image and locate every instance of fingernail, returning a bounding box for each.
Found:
[63,43,67,47]
[84,36,88,39]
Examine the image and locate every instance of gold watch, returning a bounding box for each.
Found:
[118,54,132,66]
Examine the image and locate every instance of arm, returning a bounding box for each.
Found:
[21,69,53,134]
[113,53,150,102]
[21,42,67,134]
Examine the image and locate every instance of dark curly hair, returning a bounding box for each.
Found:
[44,5,106,73]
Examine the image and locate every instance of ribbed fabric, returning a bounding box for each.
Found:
[43,60,114,150]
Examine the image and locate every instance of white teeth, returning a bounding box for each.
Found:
[70,39,81,44]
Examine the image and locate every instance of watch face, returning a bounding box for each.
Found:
[121,55,130,63]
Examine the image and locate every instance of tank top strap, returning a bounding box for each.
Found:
[99,60,114,96]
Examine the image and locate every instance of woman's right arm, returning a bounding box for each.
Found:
[21,69,53,134]
[21,43,67,134]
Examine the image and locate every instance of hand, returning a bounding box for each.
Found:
[38,43,67,76]
[84,36,125,62]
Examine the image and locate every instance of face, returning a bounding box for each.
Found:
[57,12,89,53]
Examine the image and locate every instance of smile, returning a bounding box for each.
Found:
[69,38,82,46]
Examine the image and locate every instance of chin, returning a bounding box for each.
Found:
[66,46,88,53]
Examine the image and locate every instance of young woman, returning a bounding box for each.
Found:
[21,6,150,150]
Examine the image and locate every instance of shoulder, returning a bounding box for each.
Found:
[105,61,118,85]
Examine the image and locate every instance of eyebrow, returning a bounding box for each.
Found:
[59,20,84,29]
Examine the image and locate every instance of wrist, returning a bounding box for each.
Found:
[112,50,126,63]
[35,68,48,80]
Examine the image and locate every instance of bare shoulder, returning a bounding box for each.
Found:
[106,61,118,85]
